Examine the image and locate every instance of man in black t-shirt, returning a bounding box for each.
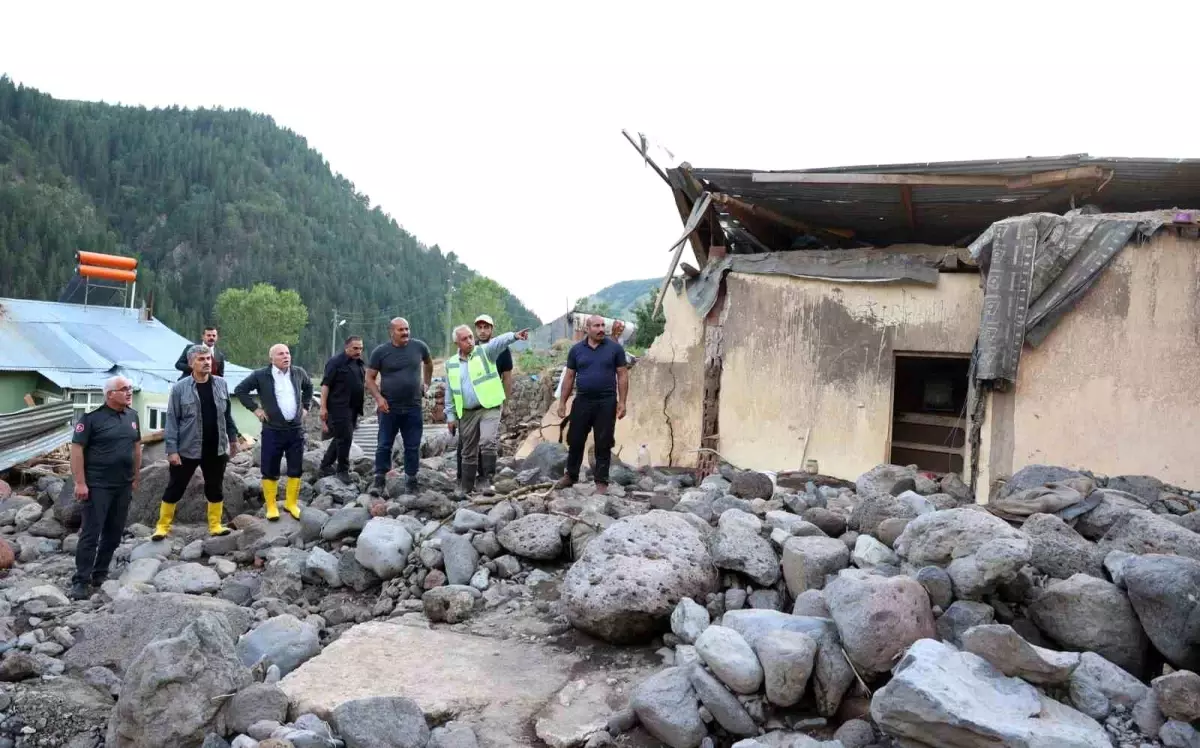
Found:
[320,335,366,483]
[365,317,433,495]
[455,314,514,489]
[70,375,143,600]
[555,315,629,494]
[152,345,241,541]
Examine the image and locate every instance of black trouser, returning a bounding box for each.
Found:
[261,426,304,479]
[321,410,359,472]
[74,483,133,585]
[162,452,227,504]
[565,393,617,484]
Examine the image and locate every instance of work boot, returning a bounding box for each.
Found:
[207,501,232,537]
[370,475,387,497]
[456,464,477,500]
[262,478,281,521]
[478,454,496,497]
[284,477,303,520]
[151,501,176,541]
[69,581,90,601]
[318,464,335,479]
[554,475,575,490]
[405,475,420,494]
[336,470,354,485]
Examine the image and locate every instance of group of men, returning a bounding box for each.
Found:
[66,312,630,600]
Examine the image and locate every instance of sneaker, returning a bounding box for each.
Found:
[336,471,354,485]
[369,475,386,496]
[69,582,91,601]
[553,475,575,490]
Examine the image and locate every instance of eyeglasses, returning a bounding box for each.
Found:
[113,386,133,393]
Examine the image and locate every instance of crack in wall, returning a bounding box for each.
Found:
[661,342,678,466]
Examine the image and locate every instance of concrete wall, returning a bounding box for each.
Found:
[0,372,42,413]
[978,232,1200,494]
[718,272,982,479]
[613,284,705,467]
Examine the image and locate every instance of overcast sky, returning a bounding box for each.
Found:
[3,1,1192,322]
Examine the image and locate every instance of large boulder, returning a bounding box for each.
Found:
[355,518,415,580]
[1099,509,1200,562]
[754,630,817,707]
[687,666,758,737]
[1075,489,1145,540]
[106,614,253,748]
[497,513,570,561]
[1069,651,1149,720]
[562,511,718,643]
[870,638,1111,748]
[855,464,919,497]
[630,667,705,748]
[781,536,849,595]
[824,569,935,676]
[1123,554,1200,670]
[152,562,222,594]
[694,625,763,694]
[235,614,321,677]
[894,508,1031,599]
[849,494,919,537]
[332,696,430,748]
[1022,513,1106,579]
[522,442,569,481]
[63,593,254,674]
[225,683,290,735]
[128,462,249,526]
[1028,574,1149,677]
[960,624,1080,685]
[709,525,780,587]
[999,464,1086,498]
[730,471,774,500]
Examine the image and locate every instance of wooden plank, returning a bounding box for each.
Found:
[894,412,964,428]
[711,192,855,241]
[900,185,916,231]
[751,166,1108,189]
[890,440,963,456]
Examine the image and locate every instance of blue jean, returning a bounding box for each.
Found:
[375,406,423,477]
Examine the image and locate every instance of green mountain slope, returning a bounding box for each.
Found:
[583,277,659,319]
[0,76,539,372]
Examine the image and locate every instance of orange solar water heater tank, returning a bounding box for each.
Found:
[75,251,138,282]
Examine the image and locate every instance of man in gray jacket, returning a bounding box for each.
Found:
[152,345,241,540]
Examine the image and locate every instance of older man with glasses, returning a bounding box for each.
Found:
[69,375,143,600]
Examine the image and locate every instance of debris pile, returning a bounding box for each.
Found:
[1,425,1199,747]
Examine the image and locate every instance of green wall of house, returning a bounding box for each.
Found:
[0,373,41,413]
[135,388,262,441]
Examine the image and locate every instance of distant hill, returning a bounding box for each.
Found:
[0,76,540,372]
[580,277,659,319]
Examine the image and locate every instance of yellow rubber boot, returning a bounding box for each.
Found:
[151,502,175,541]
[207,501,232,537]
[262,479,280,521]
[284,477,302,520]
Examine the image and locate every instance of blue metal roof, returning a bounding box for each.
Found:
[0,298,252,394]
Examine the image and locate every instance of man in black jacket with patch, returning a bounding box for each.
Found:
[319,335,366,484]
[174,326,226,379]
[234,343,313,521]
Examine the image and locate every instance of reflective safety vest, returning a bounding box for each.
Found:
[445,346,506,418]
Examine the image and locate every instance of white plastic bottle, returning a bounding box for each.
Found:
[637,444,651,469]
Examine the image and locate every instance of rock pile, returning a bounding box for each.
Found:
[2,438,1200,748]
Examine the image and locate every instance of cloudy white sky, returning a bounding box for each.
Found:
[3,1,1192,321]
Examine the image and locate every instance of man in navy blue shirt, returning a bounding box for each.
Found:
[555,315,628,493]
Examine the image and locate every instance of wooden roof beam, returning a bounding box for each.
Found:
[751,165,1110,189]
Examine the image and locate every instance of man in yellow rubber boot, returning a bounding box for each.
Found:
[235,343,313,521]
[152,345,241,539]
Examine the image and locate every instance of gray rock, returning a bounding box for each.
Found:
[1075,489,1145,540]
[876,517,911,548]
[802,507,846,538]
[522,441,569,481]
[452,508,491,533]
[824,569,935,675]
[895,508,1031,600]
[129,538,171,561]
[1161,721,1200,748]
[764,511,810,536]
[440,534,479,586]
[64,593,253,673]
[849,494,917,537]
[940,473,973,503]
[915,565,953,609]
[960,624,1080,685]
[152,562,222,594]
[321,506,371,541]
[1135,690,1168,737]
[332,696,430,748]
[338,552,381,592]
[355,517,415,580]
[1068,651,1149,720]
[855,464,918,497]
[670,598,710,644]
[429,721,478,748]
[83,665,123,697]
[730,471,774,500]
[258,553,305,601]
[791,589,829,618]
[106,614,253,748]
[688,665,758,737]
[1153,670,1200,723]
[471,531,502,559]
[1107,474,1165,505]
[497,513,569,561]
[851,534,898,568]
[315,475,360,504]
[1022,513,1106,579]
[1102,549,1136,589]
[306,547,342,588]
[747,588,783,611]
[129,462,249,526]
[226,684,289,734]
[235,614,320,676]
[870,638,1111,748]
[781,536,849,595]
[833,719,874,748]
[563,510,719,644]
[754,629,816,707]
[1123,553,1200,670]
[1000,464,1086,498]
[1028,573,1149,676]
[718,508,763,535]
[299,506,330,542]
[1099,509,1200,562]
[694,625,763,694]
[630,667,705,748]
[423,585,479,624]
[710,526,780,587]
[936,600,996,646]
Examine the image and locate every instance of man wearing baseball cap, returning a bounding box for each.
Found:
[455,314,515,491]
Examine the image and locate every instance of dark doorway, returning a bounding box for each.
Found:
[889,355,970,475]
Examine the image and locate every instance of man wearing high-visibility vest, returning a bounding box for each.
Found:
[444,323,529,498]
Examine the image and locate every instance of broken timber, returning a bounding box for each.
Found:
[697,244,728,477]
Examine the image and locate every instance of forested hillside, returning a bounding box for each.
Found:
[0,77,539,371]
[585,277,658,318]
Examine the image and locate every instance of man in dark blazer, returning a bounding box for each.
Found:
[174,326,227,379]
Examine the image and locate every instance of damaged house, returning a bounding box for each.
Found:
[614,153,1200,500]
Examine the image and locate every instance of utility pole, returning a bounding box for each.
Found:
[330,308,339,358]
[443,278,455,358]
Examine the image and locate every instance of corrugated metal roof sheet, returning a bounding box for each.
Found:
[0,298,252,394]
[0,424,73,472]
[679,154,1200,247]
[0,401,74,450]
